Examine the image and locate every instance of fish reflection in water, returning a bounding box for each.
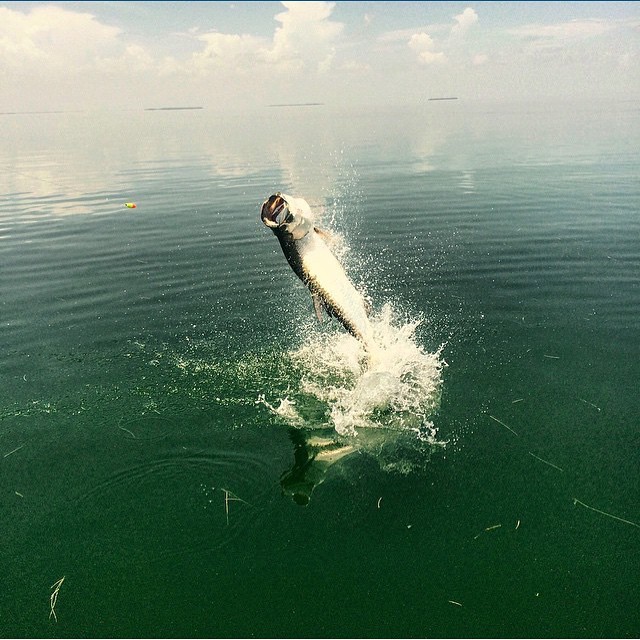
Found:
[280,429,357,505]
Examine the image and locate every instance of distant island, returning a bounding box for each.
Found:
[144,106,203,111]
[268,103,325,108]
[428,97,458,101]
[0,110,82,115]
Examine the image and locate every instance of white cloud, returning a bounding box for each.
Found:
[157,55,183,77]
[266,1,344,72]
[405,8,478,66]
[509,19,615,50]
[408,33,447,65]
[96,44,155,75]
[0,5,123,74]
[191,32,268,74]
[618,52,631,68]
[340,59,372,73]
[451,8,478,37]
[379,24,450,43]
[187,1,343,76]
[0,1,344,85]
[1,2,637,111]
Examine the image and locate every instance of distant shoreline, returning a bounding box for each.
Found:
[0,110,82,115]
[267,103,325,108]
[144,106,204,111]
[428,97,458,101]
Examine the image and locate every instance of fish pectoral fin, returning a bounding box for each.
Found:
[314,227,338,246]
[312,293,326,322]
[311,292,337,322]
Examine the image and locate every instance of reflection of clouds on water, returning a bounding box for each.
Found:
[459,170,476,193]
[2,166,106,218]
[409,130,443,173]
[251,109,354,197]
[1,105,478,223]
[4,166,68,200]
[1,114,153,218]
[195,108,361,217]
[407,106,465,174]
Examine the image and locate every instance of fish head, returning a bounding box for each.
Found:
[261,193,292,228]
[260,193,313,238]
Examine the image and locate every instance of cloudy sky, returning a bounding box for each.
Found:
[1,1,638,112]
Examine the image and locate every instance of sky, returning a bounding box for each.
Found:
[0,1,638,112]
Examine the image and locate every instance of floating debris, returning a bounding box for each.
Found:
[448,600,463,607]
[377,497,382,509]
[573,498,640,529]
[117,424,136,439]
[49,576,65,622]
[3,444,25,458]
[579,398,601,411]
[124,202,137,209]
[474,523,502,539]
[222,489,249,526]
[488,414,518,436]
[529,452,564,472]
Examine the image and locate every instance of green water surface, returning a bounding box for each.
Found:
[1,101,638,638]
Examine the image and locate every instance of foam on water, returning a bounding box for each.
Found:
[255,395,305,426]
[259,301,446,470]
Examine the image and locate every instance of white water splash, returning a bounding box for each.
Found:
[266,304,445,448]
[255,394,304,426]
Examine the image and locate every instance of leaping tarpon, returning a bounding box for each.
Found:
[260,193,376,352]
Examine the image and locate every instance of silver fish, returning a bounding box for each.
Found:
[261,193,375,350]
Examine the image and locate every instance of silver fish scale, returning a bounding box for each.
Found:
[299,230,372,346]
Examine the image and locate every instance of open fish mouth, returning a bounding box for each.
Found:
[261,193,291,227]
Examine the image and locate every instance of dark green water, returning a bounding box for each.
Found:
[1,101,638,638]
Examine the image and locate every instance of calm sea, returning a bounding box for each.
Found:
[1,101,638,638]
